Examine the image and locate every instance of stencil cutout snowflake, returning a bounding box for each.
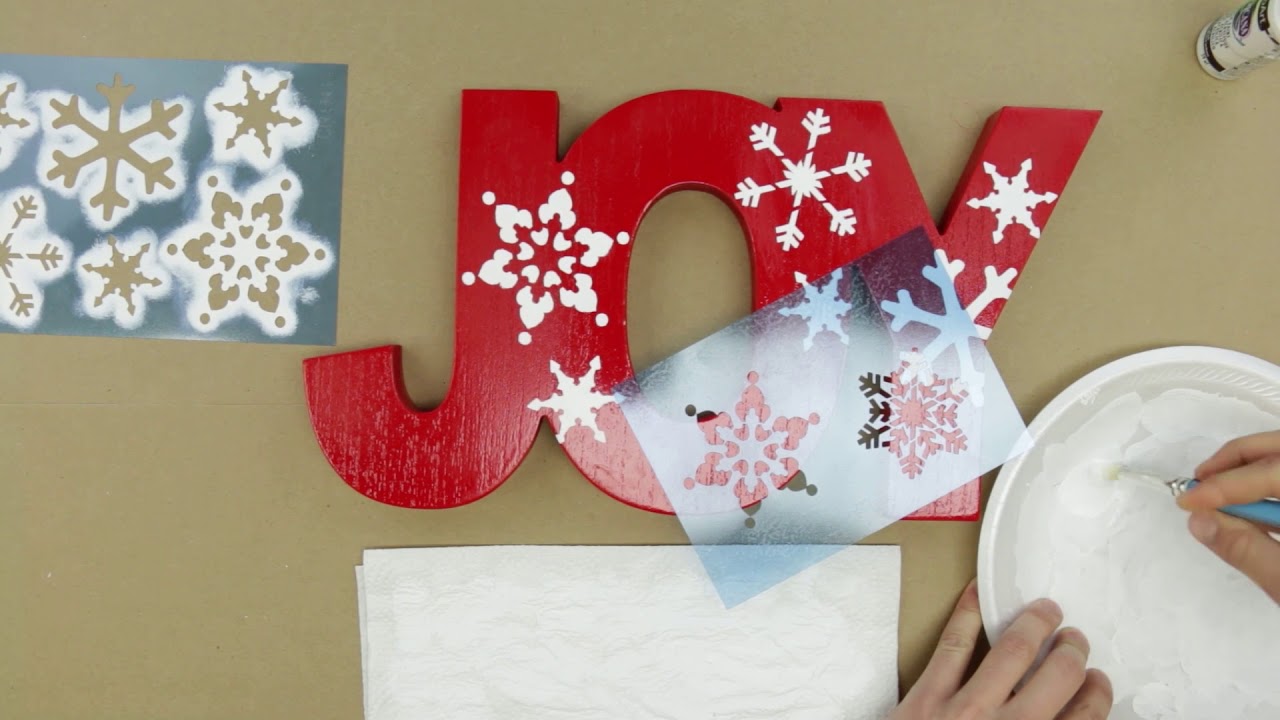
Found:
[883,358,970,479]
[735,108,872,251]
[966,158,1057,245]
[778,269,851,350]
[461,171,629,346]
[935,249,1016,340]
[683,371,820,511]
[527,355,613,443]
[205,65,317,172]
[36,74,190,230]
[0,75,38,173]
[160,168,333,337]
[76,231,170,329]
[0,189,70,329]
[880,249,988,405]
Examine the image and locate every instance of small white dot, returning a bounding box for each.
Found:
[617,231,630,245]
[482,191,496,205]
[461,272,476,286]
[595,313,608,327]
[561,171,575,185]
[518,331,532,345]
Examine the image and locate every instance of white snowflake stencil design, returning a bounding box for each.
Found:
[75,230,171,330]
[36,74,191,231]
[0,75,38,173]
[880,249,988,405]
[0,189,71,330]
[461,171,629,346]
[527,355,614,443]
[935,249,1016,340]
[204,65,318,172]
[966,158,1057,244]
[735,108,872,251]
[160,168,333,336]
[778,269,850,350]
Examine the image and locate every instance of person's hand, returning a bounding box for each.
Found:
[889,580,1112,720]
[1179,430,1280,603]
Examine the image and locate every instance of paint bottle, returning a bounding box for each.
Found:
[1197,0,1280,79]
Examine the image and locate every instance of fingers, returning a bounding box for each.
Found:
[1195,430,1280,478]
[1179,456,1280,511]
[913,579,983,700]
[1002,627,1089,718]
[953,598,1062,711]
[1055,669,1114,720]
[1188,511,1280,603]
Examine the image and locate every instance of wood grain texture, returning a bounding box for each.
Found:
[303,92,1098,518]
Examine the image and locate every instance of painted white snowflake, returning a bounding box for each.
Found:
[934,249,1016,340]
[0,75,38,173]
[777,269,850,350]
[204,65,318,172]
[0,188,71,330]
[75,230,171,330]
[880,249,988,406]
[966,158,1057,245]
[734,108,872,251]
[159,168,333,337]
[461,171,629,346]
[527,355,613,443]
[35,74,191,231]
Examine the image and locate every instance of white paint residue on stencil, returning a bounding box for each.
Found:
[0,188,71,329]
[777,267,851,350]
[35,76,191,231]
[0,75,38,173]
[159,168,333,336]
[935,249,1015,340]
[1015,388,1280,719]
[462,171,629,345]
[358,546,901,720]
[734,108,871,251]
[204,65,318,172]
[526,356,613,443]
[966,159,1057,245]
[75,230,171,330]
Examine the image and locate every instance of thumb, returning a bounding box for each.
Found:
[1188,511,1280,604]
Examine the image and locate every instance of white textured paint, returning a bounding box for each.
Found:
[1016,390,1280,719]
[965,159,1057,245]
[526,356,612,443]
[358,545,900,720]
[34,83,191,231]
[0,75,38,173]
[0,187,71,330]
[203,65,318,172]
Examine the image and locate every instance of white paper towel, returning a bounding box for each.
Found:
[357,545,900,720]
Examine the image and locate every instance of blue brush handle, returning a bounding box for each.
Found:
[1184,479,1280,528]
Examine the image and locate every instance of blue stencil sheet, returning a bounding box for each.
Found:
[613,227,1030,606]
[0,54,347,344]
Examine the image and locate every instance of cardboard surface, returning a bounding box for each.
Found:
[3,1,1279,717]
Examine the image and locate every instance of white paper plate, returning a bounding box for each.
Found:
[977,345,1280,718]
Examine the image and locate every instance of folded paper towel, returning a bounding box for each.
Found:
[357,545,900,720]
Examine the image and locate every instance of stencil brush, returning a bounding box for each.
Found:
[1114,467,1280,529]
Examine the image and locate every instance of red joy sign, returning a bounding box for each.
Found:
[303,90,1099,519]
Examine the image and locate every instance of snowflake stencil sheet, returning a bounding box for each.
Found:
[160,168,333,337]
[684,371,820,510]
[735,108,872,251]
[966,158,1058,245]
[0,189,70,329]
[0,75,38,173]
[935,249,1015,341]
[36,74,191,230]
[76,230,170,329]
[880,249,989,405]
[204,65,318,172]
[527,355,614,444]
[883,359,970,479]
[777,269,851,350]
[461,171,629,345]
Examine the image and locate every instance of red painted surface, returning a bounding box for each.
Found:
[303,90,1099,518]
